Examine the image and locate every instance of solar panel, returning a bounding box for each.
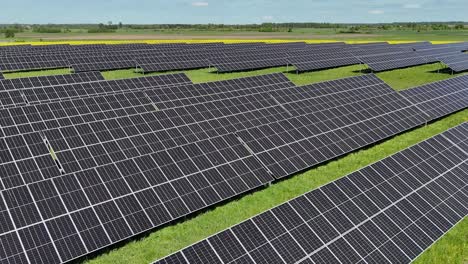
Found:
[0,71,104,91]
[393,41,433,51]
[415,43,467,61]
[235,74,428,178]
[0,77,289,264]
[400,74,468,121]
[288,51,360,72]
[155,123,468,264]
[69,55,136,72]
[0,70,451,263]
[0,133,272,263]
[357,51,430,72]
[349,42,390,47]
[0,73,293,140]
[136,54,212,73]
[349,46,407,57]
[0,55,69,72]
[437,53,468,72]
[0,73,191,109]
[211,53,289,73]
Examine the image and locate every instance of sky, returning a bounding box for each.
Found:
[1,0,467,24]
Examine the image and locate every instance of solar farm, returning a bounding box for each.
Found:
[0,40,466,264]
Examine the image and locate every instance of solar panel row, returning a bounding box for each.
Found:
[0,73,191,109]
[1,42,467,74]
[155,123,468,264]
[0,72,104,91]
[289,51,360,72]
[0,74,294,263]
[415,42,468,61]
[0,71,466,264]
[357,51,430,72]
[0,55,69,72]
[437,53,468,72]
[400,74,468,121]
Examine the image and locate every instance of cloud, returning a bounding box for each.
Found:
[368,9,384,14]
[191,2,208,7]
[403,3,421,8]
[262,15,273,20]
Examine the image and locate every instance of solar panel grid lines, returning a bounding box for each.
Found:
[0,55,69,72]
[0,73,291,132]
[209,52,290,73]
[235,74,428,178]
[209,52,288,64]
[243,96,427,179]
[5,73,192,107]
[0,132,273,263]
[287,48,351,57]
[393,41,433,49]
[400,74,468,121]
[356,51,430,72]
[415,45,465,62]
[137,60,211,74]
[214,59,289,73]
[145,73,294,109]
[0,78,394,188]
[154,123,468,264]
[349,47,408,58]
[3,74,418,185]
[348,42,390,47]
[0,71,104,91]
[0,73,293,146]
[438,53,468,72]
[288,51,360,72]
[0,73,294,191]
[69,54,138,72]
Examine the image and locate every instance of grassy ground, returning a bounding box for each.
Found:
[1,28,468,42]
[3,62,467,264]
[7,63,464,90]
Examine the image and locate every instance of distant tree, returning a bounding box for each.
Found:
[118,22,123,28]
[454,24,464,30]
[4,29,15,38]
[288,28,293,32]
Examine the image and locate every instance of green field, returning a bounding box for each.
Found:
[1,28,468,42]
[5,62,462,90]
[6,62,467,264]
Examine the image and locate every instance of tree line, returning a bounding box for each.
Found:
[1,22,466,38]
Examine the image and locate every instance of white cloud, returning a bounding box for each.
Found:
[262,15,273,20]
[368,9,384,14]
[191,2,208,7]
[403,3,421,8]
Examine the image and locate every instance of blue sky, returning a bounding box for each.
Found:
[1,0,466,24]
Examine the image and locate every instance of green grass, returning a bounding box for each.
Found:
[100,63,464,89]
[375,63,464,90]
[2,62,467,264]
[100,64,365,85]
[413,217,468,264]
[6,63,464,91]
